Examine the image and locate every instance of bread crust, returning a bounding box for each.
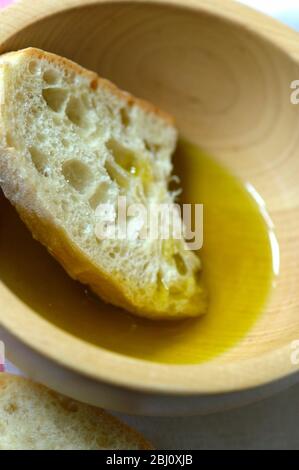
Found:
[0,47,174,126]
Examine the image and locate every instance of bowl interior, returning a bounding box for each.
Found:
[1,0,299,391]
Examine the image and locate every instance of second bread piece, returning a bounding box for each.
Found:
[0,48,206,319]
[0,374,152,450]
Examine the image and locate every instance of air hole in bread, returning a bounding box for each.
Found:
[65,69,76,81]
[156,270,167,291]
[62,159,94,193]
[142,262,149,271]
[106,139,137,175]
[31,107,40,117]
[89,181,111,210]
[144,140,151,152]
[6,132,18,148]
[42,88,68,113]
[120,107,131,127]
[4,403,18,414]
[37,133,46,143]
[66,96,88,127]
[144,140,162,154]
[173,253,188,276]
[29,146,49,176]
[61,138,70,148]
[104,159,128,189]
[28,60,39,75]
[43,69,60,85]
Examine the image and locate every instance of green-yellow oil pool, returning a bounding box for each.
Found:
[0,140,275,364]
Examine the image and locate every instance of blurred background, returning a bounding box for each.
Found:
[240,0,299,31]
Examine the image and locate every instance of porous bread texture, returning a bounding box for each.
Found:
[0,48,206,319]
[0,374,152,450]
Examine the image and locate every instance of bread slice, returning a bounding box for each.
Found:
[0,47,206,319]
[0,374,152,450]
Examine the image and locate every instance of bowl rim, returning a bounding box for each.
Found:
[1,0,299,396]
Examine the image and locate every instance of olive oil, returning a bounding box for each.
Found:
[0,140,276,364]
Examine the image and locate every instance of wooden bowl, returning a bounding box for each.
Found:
[1,0,299,415]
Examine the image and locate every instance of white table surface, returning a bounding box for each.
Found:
[4,0,299,450]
